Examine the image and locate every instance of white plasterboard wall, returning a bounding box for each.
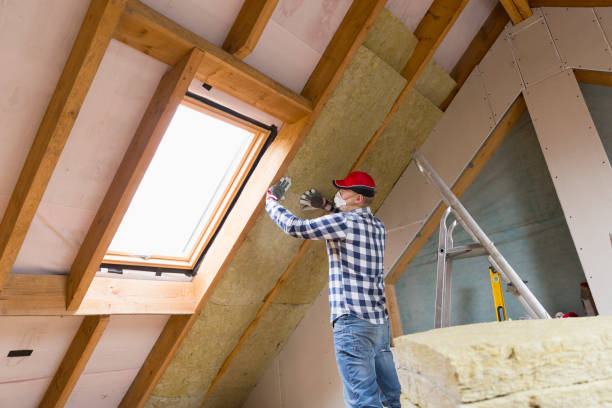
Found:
[0,315,168,407]
[243,285,344,408]
[381,7,612,314]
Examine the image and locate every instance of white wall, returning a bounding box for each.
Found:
[243,285,344,408]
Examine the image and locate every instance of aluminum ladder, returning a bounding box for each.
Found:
[412,151,551,328]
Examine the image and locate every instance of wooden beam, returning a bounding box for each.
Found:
[353,0,469,170]
[0,0,126,292]
[575,70,612,87]
[39,315,110,407]
[531,0,612,6]
[223,0,279,59]
[66,48,203,311]
[500,0,532,24]
[386,284,403,340]
[386,96,527,285]
[119,2,387,407]
[0,274,195,315]
[441,3,510,111]
[114,0,312,123]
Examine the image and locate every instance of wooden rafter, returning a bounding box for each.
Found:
[120,2,387,407]
[385,96,527,285]
[575,70,612,87]
[39,315,110,407]
[500,0,532,24]
[223,0,279,58]
[0,274,195,316]
[441,3,510,110]
[66,48,204,311]
[200,0,469,402]
[114,0,311,123]
[0,0,126,292]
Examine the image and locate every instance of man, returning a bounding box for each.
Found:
[265,171,402,408]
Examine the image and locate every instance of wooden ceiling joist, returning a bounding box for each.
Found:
[66,48,204,311]
[385,96,528,287]
[39,315,110,407]
[114,0,312,123]
[441,3,510,110]
[530,0,612,6]
[119,2,387,407]
[222,0,279,59]
[0,0,126,293]
[200,0,469,402]
[575,70,612,87]
[500,0,533,24]
[1,274,195,315]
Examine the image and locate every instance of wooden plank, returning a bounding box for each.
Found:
[0,274,195,315]
[386,96,527,285]
[114,0,312,123]
[575,69,612,87]
[301,0,387,109]
[223,0,279,59]
[353,0,469,170]
[39,315,110,407]
[500,0,532,24]
[441,3,510,111]
[66,48,203,311]
[0,0,126,292]
[119,3,387,406]
[386,284,403,341]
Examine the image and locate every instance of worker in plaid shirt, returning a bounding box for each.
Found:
[265,171,401,408]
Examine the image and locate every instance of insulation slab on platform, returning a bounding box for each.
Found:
[395,316,612,407]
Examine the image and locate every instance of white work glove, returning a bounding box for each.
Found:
[300,189,334,212]
[267,177,291,201]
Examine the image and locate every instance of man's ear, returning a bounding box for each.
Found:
[356,194,364,203]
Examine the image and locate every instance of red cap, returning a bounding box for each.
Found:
[333,171,376,197]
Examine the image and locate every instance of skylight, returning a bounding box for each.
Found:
[103,100,268,269]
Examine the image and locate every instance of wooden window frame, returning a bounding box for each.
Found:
[102,96,271,270]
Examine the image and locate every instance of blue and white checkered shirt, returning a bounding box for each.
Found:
[265,198,388,324]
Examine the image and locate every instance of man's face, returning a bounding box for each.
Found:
[338,189,359,212]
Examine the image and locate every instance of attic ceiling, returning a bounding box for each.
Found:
[0,0,549,406]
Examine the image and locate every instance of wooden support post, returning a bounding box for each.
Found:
[39,315,110,407]
[441,3,510,110]
[223,0,279,58]
[386,96,527,285]
[0,0,126,292]
[66,48,204,311]
[499,0,532,24]
[119,2,387,407]
[386,284,403,340]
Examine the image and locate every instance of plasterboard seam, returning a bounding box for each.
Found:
[593,7,612,71]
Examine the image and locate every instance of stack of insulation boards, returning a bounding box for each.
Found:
[394,316,612,407]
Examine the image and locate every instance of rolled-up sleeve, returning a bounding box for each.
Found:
[265,198,347,240]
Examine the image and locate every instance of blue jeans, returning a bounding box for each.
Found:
[333,315,402,408]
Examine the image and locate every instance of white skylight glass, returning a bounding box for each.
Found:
[108,104,254,259]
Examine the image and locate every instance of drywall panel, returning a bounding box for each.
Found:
[544,7,612,72]
[81,315,169,374]
[66,368,140,408]
[385,222,425,273]
[524,69,612,314]
[595,7,612,44]
[0,377,49,408]
[478,29,523,121]
[142,0,243,47]
[508,10,563,87]
[0,316,83,382]
[0,0,89,201]
[12,39,168,275]
[244,286,345,408]
[420,69,495,187]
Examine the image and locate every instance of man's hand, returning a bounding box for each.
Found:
[267,177,291,201]
[300,189,333,212]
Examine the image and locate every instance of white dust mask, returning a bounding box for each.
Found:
[334,191,347,209]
